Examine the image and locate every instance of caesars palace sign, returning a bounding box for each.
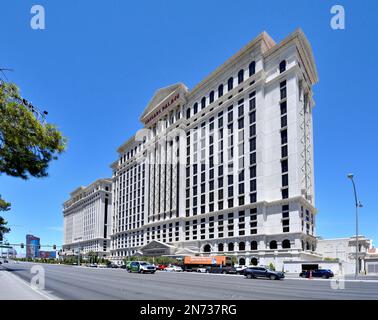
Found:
[144,93,180,125]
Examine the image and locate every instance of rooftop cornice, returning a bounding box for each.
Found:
[263,28,318,85]
[187,31,276,99]
[64,178,112,207]
[116,135,137,154]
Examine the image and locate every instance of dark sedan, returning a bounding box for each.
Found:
[243,267,285,280]
[300,269,334,279]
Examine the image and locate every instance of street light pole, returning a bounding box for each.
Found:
[347,174,362,279]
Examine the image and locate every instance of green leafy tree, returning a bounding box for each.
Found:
[0,82,66,179]
[268,262,275,271]
[0,81,66,240]
[0,195,11,241]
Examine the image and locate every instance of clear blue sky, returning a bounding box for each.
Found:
[1,0,377,251]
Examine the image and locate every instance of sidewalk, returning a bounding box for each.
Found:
[0,266,51,300]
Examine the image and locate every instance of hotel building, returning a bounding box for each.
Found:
[62,179,112,257]
[109,29,320,269]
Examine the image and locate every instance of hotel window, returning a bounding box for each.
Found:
[280,80,287,100]
[193,102,198,114]
[238,100,244,117]
[238,170,244,181]
[218,115,223,127]
[282,174,289,187]
[250,208,257,234]
[238,118,244,130]
[218,84,224,97]
[281,115,287,128]
[280,101,287,115]
[228,186,233,198]
[249,137,256,151]
[201,97,206,109]
[279,60,286,73]
[249,61,256,77]
[209,169,214,179]
[249,91,256,111]
[227,77,233,91]
[228,106,233,123]
[249,152,256,165]
[249,124,256,137]
[250,192,257,203]
[281,129,288,145]
[238,69,244,84]
[186,108,191,119]
[209,91,215,103]
[281,159,288,173]
[249,166,256,180]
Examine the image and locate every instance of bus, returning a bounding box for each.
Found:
[183,256,234,273]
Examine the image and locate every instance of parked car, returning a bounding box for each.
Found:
[299,269,334,279]
[243,267,285,280]
[108,263,119,269]
[205,266,237,274]
[128,261,156,274]
[165,265,183,272]
[156,264,167,271]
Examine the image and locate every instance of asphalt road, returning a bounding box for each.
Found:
[2,262,378,300]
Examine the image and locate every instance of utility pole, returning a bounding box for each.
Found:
[347,174,363,279]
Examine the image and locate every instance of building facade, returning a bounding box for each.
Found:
[109,29,320,269]
[62,179,112,257]
[26,234,40,259]
[316,236,372,274]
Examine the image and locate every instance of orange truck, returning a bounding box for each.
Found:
[183,256,230,266]
[183,256,233,273]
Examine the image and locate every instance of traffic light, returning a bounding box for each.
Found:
[53,245,56,250]
[20,243,24,249]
